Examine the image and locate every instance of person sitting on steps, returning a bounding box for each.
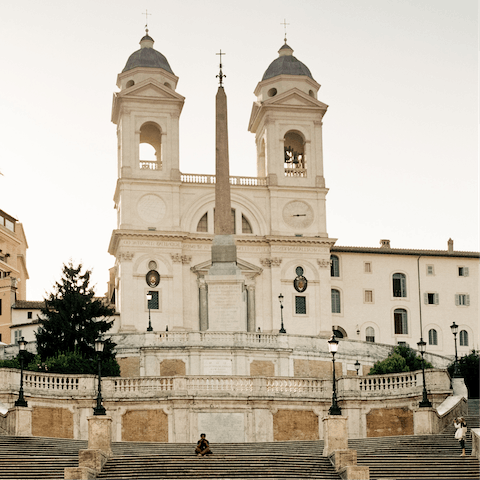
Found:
[195,433,213,456]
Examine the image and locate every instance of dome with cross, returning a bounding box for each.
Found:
[262,43,314,81]
[122,33,174,75]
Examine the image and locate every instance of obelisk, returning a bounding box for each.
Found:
[204,52,246,332]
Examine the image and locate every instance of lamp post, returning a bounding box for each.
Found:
[14,337,28,407]
[450,321,461,378]
[417,338,432,408]
[93,338,106,416]
[327,334,341,415]
[278,293,286,334]
[146,293,153,332]
[354,360,361,376]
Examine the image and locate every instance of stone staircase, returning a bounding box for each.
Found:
[0,436,87,479]
[0,399,477,479]
[99,441,338,479]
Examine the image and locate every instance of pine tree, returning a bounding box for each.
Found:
[35,262,118,373]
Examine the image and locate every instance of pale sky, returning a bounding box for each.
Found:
[0,0,477,300]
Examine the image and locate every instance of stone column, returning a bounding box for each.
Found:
[246,284,256,332]
[198,279,208,331]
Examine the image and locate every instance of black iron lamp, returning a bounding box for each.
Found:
[278,293,286,334]
[14,337,28,407]
[327,334,342,415]
[354,360,361,376]
[417,338,432,408]
[146,293,153,332]
[450,321,461,378]
[93,337,106,416]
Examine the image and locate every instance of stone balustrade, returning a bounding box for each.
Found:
[180,173,268,186]
[0,367,451,401]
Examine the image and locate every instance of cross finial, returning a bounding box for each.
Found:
[216,49,226,86]
[281,19,290,43]
[143,9,152,34]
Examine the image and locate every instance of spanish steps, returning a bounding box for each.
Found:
[0,399,477,479]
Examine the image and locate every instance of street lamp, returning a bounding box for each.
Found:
[146,293,153,332]
[278,294,286,334]
[417,338,432,408]
[14,337,28,407]
[354,360,361,376]
[93,337,106,416]
[450,321,461,378]
[327,334,341,415]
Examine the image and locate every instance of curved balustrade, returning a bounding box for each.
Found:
[358,373,418,391]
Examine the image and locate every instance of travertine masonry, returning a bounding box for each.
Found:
[122,409,168,442]
[273,409,319,441]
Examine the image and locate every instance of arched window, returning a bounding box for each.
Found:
[242,215,252,234]
[330,255,339,277]
[366,327,375,343]
[139,122,162,170]
[460,330,469,346]
[393,273,407,297]
[331,289,341,314]
[428,329,438,345]
[284,131,306,177]
[197,213,208,232]
[394,308,408,334]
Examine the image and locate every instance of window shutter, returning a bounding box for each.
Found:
[434,293,439,305]
[424,293,428,304]
[466,295,470,306]
[455,294,459,306]
[464,267,469,277]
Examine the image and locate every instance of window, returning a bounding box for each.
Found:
[428,329,438,345]
[394,308,408,335]
[458,267,469,277]
[424,293,439,305]
[364,262,372,273]
[242,215,252,234]
[364,290,373,303]
[366,326,375,343]
[331,289,341,314]
[426,265,434,276]
[393,273,407,297]
[0,333,2,342]
[27,312,33,319]
[284,131,306,177]
[139,122,162,170]
[330,255,339,277]
[295,296,306,315]
[455,294,470,306]
[147,291,159,310]
[0,298,2,316]
[197,213,208,232]
[460,330,469,346]
[14,330,22,344]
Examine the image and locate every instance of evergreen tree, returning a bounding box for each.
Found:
[35,262,119,375]
[447,350,479,398]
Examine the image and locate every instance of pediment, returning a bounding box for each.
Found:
[191,258,263,277]
[119,79,185,101]
[264,88,328,109]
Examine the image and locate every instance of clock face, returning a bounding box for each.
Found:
[282,201,314,229]
[137,194,166,223]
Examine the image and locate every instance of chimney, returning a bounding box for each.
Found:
[380,239,391,249]
[448,238,454,253]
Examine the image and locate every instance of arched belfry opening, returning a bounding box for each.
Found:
[139,122,162,170]
[284,131,306,177]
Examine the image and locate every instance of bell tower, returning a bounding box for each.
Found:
[248,43,328,189]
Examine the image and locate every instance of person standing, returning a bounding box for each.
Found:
[454,417,468,457]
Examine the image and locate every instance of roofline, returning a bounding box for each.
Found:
[331,246,480,258]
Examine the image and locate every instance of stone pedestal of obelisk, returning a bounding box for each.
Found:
[204,75,246,332]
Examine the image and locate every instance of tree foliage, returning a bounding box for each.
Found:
[368,345,433,375]
[448,350,479,398]
[34,262,119,376]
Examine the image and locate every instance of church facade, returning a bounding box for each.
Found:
[107,33,478,362]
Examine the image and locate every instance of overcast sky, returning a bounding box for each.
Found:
[0,0,477,300]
